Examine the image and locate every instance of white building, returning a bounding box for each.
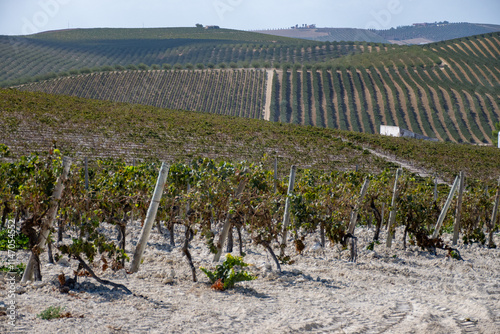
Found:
[380,125,438,142]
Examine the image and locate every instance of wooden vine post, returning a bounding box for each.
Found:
[452,171,465,245]
[381,203,386,229]
[130,162,169,273]
[347,177,370,234]
[280,165,297,258]
[432,174,460,239]
[488,177,500,248]
[84,157,89,191]
[386,168,402,248]
[22,156,72,282]
[213,179,247,262]
[434,175,438,202]
[273,156,278,193]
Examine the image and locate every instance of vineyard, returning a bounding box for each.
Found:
[1,150,498,279]
[268,32,500,144]
[2,22,500,334]
[2,88,500,182]
[1,148,500,332]
[15,32,500,145]
[14,69,267,119]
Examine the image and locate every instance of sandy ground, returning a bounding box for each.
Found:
[263,69,274,121]
[1,220,499,334]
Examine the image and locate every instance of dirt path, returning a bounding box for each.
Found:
[438,57,454,81]
[349,70,365,132]
[357,69,376,132]
[486,93,500,119]
[462,90,491,143]
[366,69,386,128]
[438,86,469,143]
[447,58,473,85]
[374,67,398,127]
[484,65,500,85]
[340,71,353,131]
[393,65,427,136]
[472,64,494,87]
[384,67,412,131]
[407,69,443,140]
[450,88,482,143]
[309,71,317,127]
[485,37,500,55]
[426,85,455,141]
[263,69,274,121]
[492,36,500,49]
[473,39,496,58]
[460,41,479,57]
[364,147,450,184]
[337,136,449,184]
[329,71,339,127]
[433,65,446,81]
[441,55,465,84]
[319,71,329,128]
[475,92,495,138]
[299,71,306,125]
[453,42,471,56]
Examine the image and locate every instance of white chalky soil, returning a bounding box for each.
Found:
[1,221,499,334]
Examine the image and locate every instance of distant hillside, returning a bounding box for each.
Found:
[254,23,500,45]
[16,32,500,145]
[376,22,500,44]
[0,27,362,87]
[253,28,389,43]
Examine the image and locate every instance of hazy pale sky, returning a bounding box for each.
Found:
[0,0,499,36]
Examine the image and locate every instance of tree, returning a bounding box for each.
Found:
[196,23,203,28]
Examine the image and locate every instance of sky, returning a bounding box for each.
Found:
[0,0,499,36]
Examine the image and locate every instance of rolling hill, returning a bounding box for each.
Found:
[14,32,500,145]
[255,22,500,44]
[376,22,500,44]
[254,28,389,43]
[0,27,362,87]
